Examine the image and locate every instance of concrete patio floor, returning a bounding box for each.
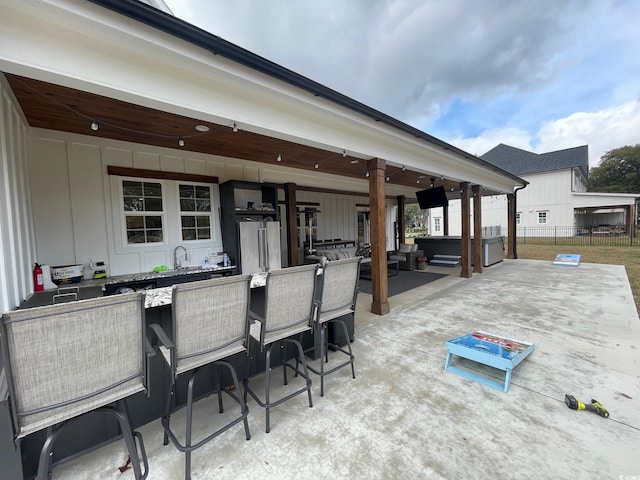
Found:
[55,259,640,479]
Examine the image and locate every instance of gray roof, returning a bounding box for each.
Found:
[481,144,589,179]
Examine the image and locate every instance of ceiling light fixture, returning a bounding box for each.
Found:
[350,159,359,164]
[365,171,370,177]
[178,137,185,147]
[276,153,282,162]
[402,165,406,171]
[314,162,319,169]
[232,122,239,133]
[342,150,347,157]
[91,119,98,131]
[195,125,209,132]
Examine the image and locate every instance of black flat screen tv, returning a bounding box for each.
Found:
[416,186,448,209]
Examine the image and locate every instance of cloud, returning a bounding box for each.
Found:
[164,0,640,170]
[536,100,640,167]
[448,100,640,168]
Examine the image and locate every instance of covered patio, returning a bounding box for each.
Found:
[45,259,640,479]
[0,0,526,317]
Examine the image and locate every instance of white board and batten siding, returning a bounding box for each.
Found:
[24,129,395,288]
[0,76,34,313]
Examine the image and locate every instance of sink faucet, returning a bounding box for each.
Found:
[174,245,188,269]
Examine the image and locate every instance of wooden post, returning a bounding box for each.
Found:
[368,158,390,315]
[460,182,472,278]
[283,183,299,266]
[472,185,483,273]
[507,193,516,259]
[443,204,449,236]
[397,195,406,247]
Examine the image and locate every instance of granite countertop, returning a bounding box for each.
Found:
[81,266,236,288]
[80,267,266,309]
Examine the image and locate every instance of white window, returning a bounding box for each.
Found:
[538,211,548,224]
[434,217,441,232]
[122,180,164,244]
[516,212,521,225]
[179,184,212,241]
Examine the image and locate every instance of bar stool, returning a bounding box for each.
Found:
[244,264,319,433]
[0,293,150,480]
[307,256,360,396]
[148,275,252,480]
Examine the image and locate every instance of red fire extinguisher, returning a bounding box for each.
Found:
[33,263,44,292]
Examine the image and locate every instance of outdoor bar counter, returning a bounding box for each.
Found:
[1,266,353,479]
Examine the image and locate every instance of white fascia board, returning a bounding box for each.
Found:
[0,0,521,194]
[572,192,640,208]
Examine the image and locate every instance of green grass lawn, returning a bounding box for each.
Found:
[517,244,640,314]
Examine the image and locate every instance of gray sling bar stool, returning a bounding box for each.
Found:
[0,293,149,480]
[244,264,319,433]
[306,256,360,396]
[148,275,252,480]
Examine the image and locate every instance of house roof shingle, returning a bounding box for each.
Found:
[481,144,589,179]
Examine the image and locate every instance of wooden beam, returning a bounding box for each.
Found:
[507,193,516,259]
[473,185,483,273]
[294,184,401,200]
[460,182,472,278]
[368,158,390,315]
[283,183,299,267]
[107,166,218,184]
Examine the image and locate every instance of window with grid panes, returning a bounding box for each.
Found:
[179,184,212,241]
[122,180,164,244]
[538,211,548,224]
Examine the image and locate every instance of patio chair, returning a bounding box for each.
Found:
[0,293,149,480]
[388,243,424,270]
[305,256,360,396]
[244,264,319,433]
[149,275,252,480]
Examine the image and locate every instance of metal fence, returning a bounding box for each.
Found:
[516,224,640,246]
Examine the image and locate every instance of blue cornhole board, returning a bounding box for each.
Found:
[444,331,534,392]
[554,253,581,266]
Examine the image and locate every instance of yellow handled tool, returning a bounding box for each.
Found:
[565,394,609,418]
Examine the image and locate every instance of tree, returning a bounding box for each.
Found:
[404,204,428,228]
[588,144,640,193]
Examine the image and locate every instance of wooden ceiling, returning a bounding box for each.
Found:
[6,73,458,193]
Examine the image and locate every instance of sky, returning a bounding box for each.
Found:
[162,0,640,169]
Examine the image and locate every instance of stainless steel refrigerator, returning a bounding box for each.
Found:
[238,221,282,273]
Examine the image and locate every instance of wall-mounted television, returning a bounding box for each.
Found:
[416,186,448,209]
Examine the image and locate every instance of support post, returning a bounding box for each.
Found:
[396,195,406,247]
[507,193,516,259]
[284,183,299,267]
[368,158,389,315]
[460,182,472,278]
[473,185,483,273]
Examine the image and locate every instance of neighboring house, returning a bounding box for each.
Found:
[432,144,639,236]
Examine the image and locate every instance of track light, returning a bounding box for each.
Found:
[232,122,239,133]
[342,150,347,157]
[365,171,370,177]
[386,176,390,181]
[276,153,282,162]
[314,162,319,169]
[91,119,98,131]
[178,137,185,147]
[402,165,406,171]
